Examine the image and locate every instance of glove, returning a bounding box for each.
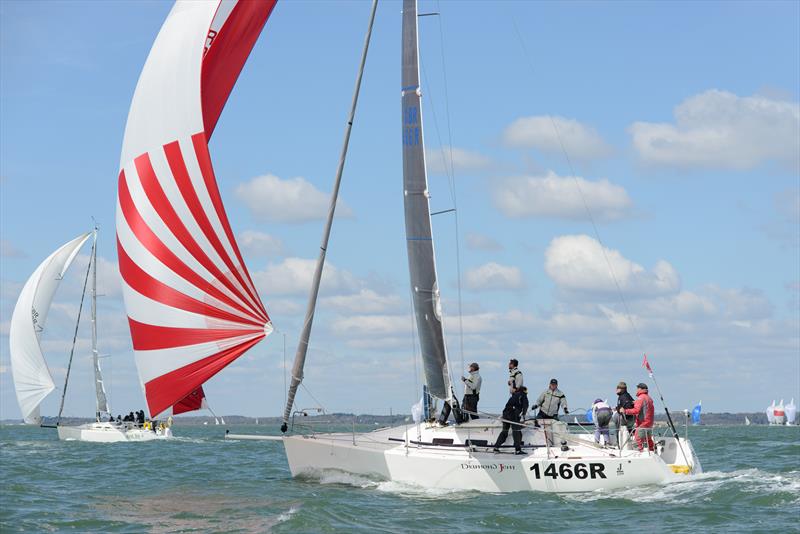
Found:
[461,376,466,382]
[564,410,569,415]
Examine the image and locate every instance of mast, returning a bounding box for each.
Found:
[281,0,379,432]
[90,228,110,421]
[401,0,455,403]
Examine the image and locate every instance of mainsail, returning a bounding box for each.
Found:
[116,0,277,417]
[9,233,92,424]
[401,0,452,400]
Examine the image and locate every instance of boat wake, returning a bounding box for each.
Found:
[566,468,800,506]
[305,469,477,499]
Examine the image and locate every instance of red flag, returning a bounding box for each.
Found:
[642,354,653,374]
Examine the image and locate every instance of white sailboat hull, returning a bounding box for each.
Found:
[56,421,172,443]
[282,422,701,493]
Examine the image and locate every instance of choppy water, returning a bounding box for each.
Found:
[1,424,798,533]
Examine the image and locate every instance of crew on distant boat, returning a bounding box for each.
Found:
[591,398,613,445]
[614,381,636,442]
[493,386,529,454]
[532,379,569,421]
[620,383,655,452]
[461,362,481,420]
[507,358,523,394]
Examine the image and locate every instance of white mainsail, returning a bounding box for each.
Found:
[9,233,92,424]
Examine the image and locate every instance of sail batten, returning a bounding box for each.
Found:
[401,0,452,400]
[116,0,276,417]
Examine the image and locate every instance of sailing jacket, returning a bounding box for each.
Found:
[462,370,481,395]
[508,368,523,393]
[624,391,655,428]
[616,390,635,411]
[533,388,568,417]
[502,389,529,423]
[592,400,613,427]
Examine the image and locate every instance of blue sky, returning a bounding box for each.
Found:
[1,0,798,420]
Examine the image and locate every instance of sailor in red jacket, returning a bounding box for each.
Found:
[619,382,655,451]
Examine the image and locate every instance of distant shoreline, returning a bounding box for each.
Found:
[1,412,794,426]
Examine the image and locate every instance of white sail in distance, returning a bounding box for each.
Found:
[9,232,92,424]
[401,0,453,400]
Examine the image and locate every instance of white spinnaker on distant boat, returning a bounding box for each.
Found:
[9,233,92,424]
[116,0,277,418]
[785,398,796,425]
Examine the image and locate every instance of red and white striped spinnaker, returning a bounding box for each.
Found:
[116,0,277,418]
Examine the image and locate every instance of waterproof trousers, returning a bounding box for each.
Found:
[493,421,522,452]
[635,426,655,451]
[462,394,479,419]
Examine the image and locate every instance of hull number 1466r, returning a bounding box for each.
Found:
[530,462,607,479]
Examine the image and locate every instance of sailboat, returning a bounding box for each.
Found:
[785,399,796,426]
[9,230,165,442]
[277,0,701,492]
[744,416,751,426]
[115,0,277,423]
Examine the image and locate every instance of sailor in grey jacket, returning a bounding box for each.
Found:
[532,378,569,420]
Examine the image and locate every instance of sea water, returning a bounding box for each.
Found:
[1,424,797,533]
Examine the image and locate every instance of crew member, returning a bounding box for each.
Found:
[507,358,523,394]
[461,362,481,420]
[620,382,655,451]
[532,379,569,420]
[493,386,529,454]
[591,398,613,444]
[614,381,636,445]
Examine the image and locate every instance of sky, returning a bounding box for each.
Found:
[0,0,798,421]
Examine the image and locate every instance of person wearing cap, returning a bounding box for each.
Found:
[460,362,482,420]
[619,382,655,451]
[507,358,523,394]
[591,398,613,445]
[438,363,482,425]
[493,386,529,454]
[614,381,636,440]
[532,379,569,420]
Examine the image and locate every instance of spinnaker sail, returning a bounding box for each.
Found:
[401,0,452,400]
[116,0,277,417]
[9,233,92,424]
[691,401,701,425]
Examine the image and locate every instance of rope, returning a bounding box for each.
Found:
[57,241,94,423]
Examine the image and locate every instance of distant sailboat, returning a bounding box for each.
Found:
[744,416,751,426]
[115,0,277,421]
[9,230,166,442]
[768,400,787,425]
[691,401,702,425]
[784,399,796,426]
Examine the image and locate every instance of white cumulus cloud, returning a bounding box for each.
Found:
[252,257,360,296]
[465,233,503,251]
[239,230,285,257]
[426,146,491,175]
[464,262,524,292]
[629,89,800,171]
[235,174,353,223]
[322,289,403,314]
[544,235,680,297]
[503,115,612,160]
[492,171,632,221]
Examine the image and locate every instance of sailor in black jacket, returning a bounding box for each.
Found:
[493,387,529,454]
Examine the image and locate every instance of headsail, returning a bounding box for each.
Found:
[116,0,277,417]
[9,232,92,424]
[401,0,452,400]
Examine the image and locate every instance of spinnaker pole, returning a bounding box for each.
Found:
[281,0,378,432]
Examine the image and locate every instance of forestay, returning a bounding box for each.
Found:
[116,0,277,418]
[401,0,452,400]
[9,232,92,424]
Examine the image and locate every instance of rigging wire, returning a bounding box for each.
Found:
[57,241,95,423]
[508,15,648,356]
[434,0,466,377]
